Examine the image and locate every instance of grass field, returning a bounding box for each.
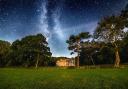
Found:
[0,67,128,89]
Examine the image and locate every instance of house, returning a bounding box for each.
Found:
[56,57,75,67]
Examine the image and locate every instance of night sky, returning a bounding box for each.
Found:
[0,0,128,57]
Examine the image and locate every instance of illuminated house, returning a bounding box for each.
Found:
[56,57,75,67]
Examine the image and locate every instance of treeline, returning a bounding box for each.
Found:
[79,40,128,66]
[0,34,54,67]
[67,4,128,67]
[1,4,128,67]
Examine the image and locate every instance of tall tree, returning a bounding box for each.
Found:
[94,15,126,67]
[0,40,11,67]
[11,34,52,67]
[66,32,91,67]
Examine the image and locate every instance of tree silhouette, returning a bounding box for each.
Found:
[66,32,91,67]
[11,34,52,68]
[94,15,126,67]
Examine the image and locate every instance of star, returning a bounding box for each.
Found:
[0,0,127,57]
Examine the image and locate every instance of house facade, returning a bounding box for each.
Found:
[56,57,75,67]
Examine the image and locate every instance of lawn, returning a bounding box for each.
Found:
[0,67,128,89]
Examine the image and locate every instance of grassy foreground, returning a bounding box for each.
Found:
[0,67,128,89]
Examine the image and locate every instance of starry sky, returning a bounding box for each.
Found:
[0,0,128,57]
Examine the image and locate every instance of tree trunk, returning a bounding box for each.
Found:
[90,56,95,66]
[35,53,39,68]
[114,48,120,67]
[76,53,79,67]
[76,40,80,67]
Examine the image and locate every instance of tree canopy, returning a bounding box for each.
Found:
[0,34,52,67]
[66,32,91,67]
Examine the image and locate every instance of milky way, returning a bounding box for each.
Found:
[0,0,128,57]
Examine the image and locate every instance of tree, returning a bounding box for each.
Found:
[11,34,52,67]
[80,41,101,66]
[96,43,115,64]
[94,15,126,67]
[120,4,128,28]
[121,32,128,63]
[10,40,23,66]
[0,40,11,67]
[66,32,91,67]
